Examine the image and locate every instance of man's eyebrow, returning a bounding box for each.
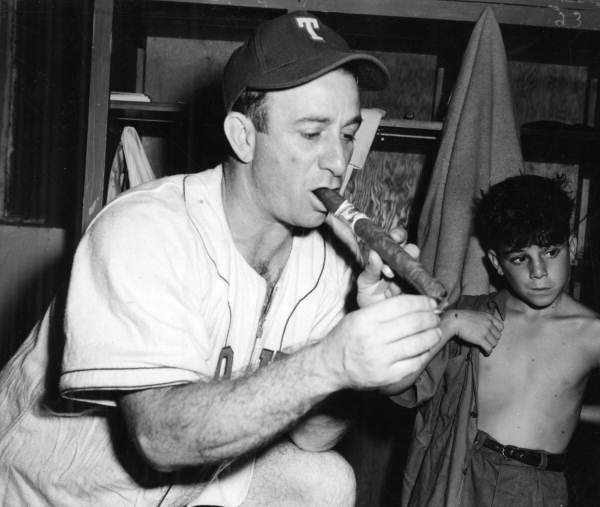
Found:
[294,114,362,127]
[295,116,330,125]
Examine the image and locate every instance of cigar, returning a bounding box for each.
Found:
[314,187,448,305]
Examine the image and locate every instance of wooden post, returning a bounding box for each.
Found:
[0,0,17,212]
[80,0,114,234]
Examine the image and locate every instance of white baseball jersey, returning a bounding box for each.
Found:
[0,166,353,506]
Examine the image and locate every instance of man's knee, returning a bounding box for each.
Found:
[247,441,356,506]
[294,448,356,506]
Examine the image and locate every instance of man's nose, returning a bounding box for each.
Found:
[321,137,348,177]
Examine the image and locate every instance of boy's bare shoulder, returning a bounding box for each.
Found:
[560,294,600,358]
[560,293,599,321]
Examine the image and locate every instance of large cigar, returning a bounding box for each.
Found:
[315,187,447,304]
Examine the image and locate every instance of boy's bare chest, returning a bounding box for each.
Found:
[478,318,587,396]
[475,315,592,451]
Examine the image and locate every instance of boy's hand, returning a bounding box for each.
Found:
[440,309,503,355]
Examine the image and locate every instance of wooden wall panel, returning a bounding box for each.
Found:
[347,152,428,231]
[145,36,239,103]
[352,52,437,235]
[523,162,579,194]
[143,36,242,171]
[510,61,588,125]
[361,52,437,120]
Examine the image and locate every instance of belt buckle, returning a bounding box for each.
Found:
[501,444,518,460]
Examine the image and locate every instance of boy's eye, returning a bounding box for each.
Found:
[342,132,356,142]
[509,255,526,265]
[544,247,561,258]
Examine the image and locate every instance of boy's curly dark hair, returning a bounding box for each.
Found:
[474,174,574,253]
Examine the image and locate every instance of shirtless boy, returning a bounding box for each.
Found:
[394,174,600,507]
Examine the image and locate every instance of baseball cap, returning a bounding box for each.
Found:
[222,11,390,111]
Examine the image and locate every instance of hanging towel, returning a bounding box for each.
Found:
[417,7,523,304]
[106,126,157,204]
[341,107,386,194]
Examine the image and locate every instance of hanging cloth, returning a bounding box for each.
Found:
[106,126,157,204]
[417,7,523,305]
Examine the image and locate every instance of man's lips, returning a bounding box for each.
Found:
[312,187,340,212]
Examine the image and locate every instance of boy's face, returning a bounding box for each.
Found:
[487,237,576,309]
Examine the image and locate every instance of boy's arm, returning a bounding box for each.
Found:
[387,307,503,405]
[440,309,503,356]
[579,317,600,425]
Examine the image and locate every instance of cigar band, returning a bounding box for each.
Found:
[334,200,369,232]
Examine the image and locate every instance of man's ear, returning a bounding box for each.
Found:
[487,250,503,276]
[223,112,256,163]
[568,235,578,265]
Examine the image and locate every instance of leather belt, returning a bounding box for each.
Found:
[482,435,566,472]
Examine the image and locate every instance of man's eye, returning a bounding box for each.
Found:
[342,132,356,142]
[302,132,321,140]
[509,256,526,264]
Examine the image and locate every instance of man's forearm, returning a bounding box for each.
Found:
[119,295,442,472]
[119,341,343,471]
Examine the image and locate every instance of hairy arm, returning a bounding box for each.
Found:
[119,295,441,471]
[119,343,339,471]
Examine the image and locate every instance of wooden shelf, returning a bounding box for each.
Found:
[377,119,443,141]
[109,101,186,123]
[371,118,600,161]
[521,121,600,164]
[373,119,442,152]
